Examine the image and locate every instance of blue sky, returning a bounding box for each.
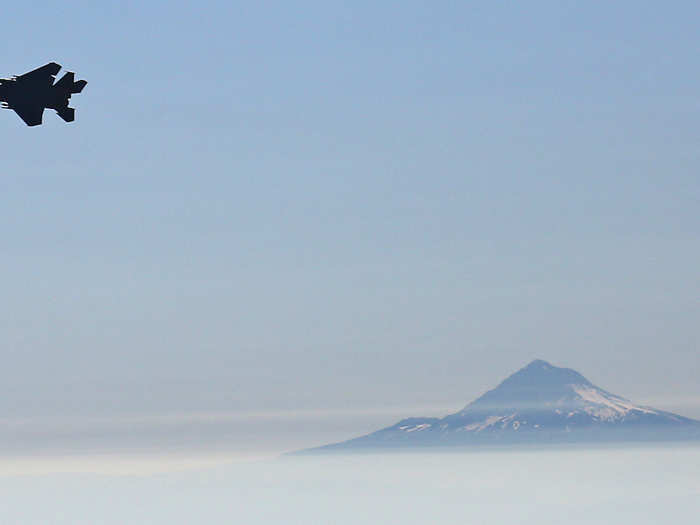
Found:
[0,2,698,452]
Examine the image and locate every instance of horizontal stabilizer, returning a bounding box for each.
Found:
[56,106,75,122]
[72,79,87,93]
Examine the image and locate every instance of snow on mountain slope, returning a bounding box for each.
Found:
[570,384,659,421]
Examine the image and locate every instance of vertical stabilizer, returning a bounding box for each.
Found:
[55,72,87,94]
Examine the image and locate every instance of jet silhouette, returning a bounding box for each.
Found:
[0,62,87,126]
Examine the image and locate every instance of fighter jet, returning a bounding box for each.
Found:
[0,62,87,126]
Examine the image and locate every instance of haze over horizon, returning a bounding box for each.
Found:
[1,1,698,458]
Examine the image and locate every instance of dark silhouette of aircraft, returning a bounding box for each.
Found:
[0,62,87,126]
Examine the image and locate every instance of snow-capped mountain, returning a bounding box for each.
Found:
[299,360,700,453]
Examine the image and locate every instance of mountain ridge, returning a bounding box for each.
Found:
[295,359,700,454]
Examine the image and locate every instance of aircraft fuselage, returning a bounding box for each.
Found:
[0,62,87,126]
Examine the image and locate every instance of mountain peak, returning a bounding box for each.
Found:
[503,359,592,386]
[462,360,592,412]
[525,358,555,369]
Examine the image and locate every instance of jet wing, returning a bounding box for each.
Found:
[12,105,44,126]
[15,62,61,86]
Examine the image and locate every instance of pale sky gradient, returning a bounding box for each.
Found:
[0,1,698,454]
